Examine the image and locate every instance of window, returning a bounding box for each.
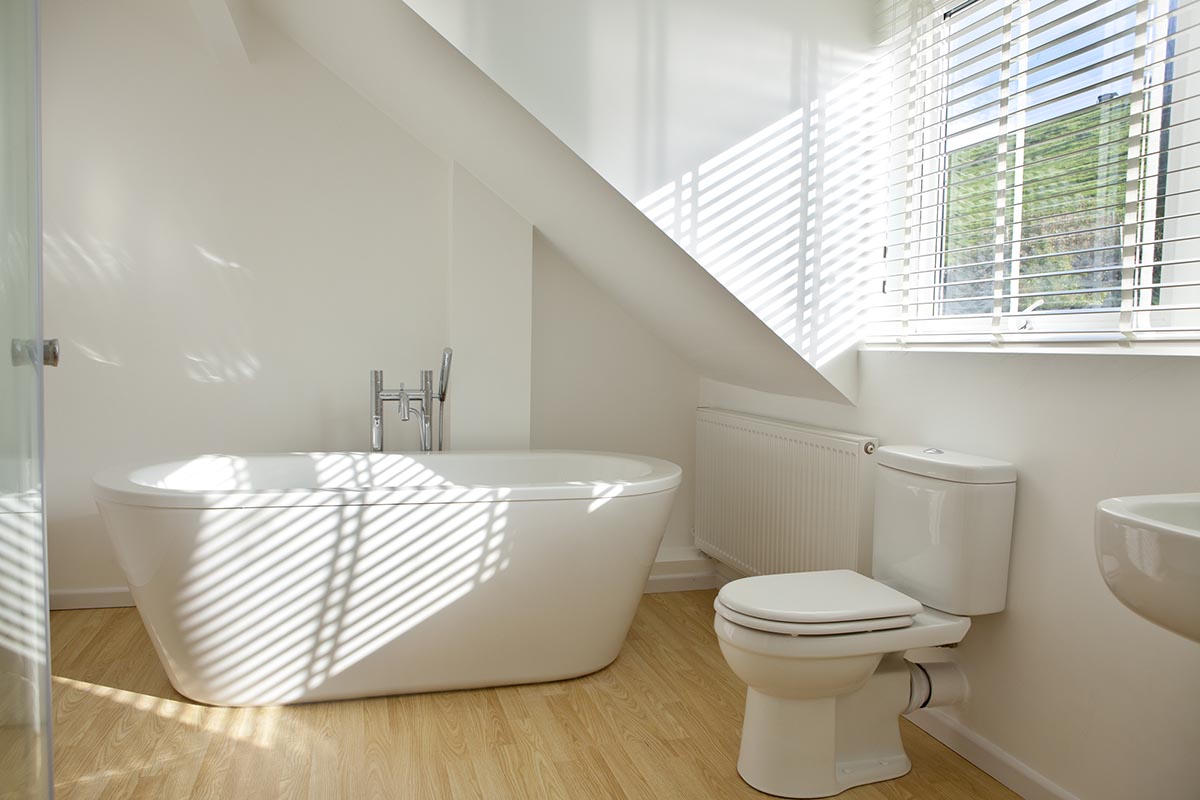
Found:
[871,0,1200,345]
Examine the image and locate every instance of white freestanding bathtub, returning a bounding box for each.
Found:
[92,451,680,707]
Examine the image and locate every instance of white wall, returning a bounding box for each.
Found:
[257,0,847,401]
[701,349,1200,800]
[402,0,876,203]
[530,233,699,553]
[41,0,451,598]
[447,163,532,449]
[400,0,881,389]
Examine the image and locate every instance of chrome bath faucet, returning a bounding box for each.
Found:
[370,348,452,453]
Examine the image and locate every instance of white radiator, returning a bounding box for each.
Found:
[695,408,879,576]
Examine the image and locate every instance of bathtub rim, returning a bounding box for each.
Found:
[92,449,682,510]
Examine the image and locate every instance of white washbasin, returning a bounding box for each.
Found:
[1095,494,1200,643]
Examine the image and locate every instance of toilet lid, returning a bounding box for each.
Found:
[717,570,922,624]
[713,598,915,635]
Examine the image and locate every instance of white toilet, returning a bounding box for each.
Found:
[714,445,1016,798]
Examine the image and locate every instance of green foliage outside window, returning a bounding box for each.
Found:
[940,96,1132,317]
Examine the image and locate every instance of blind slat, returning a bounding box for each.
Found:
[890,10,1192,130]
[890,0,1192,109]
[883,257,1200,293]
[864,327,1200,342]
[909,102,1198,181]
[868,300,1200,325]
[901,60,1192,161]
[888,179,1200,250]
[885,251,1200,282]
[888,159,1200,247]
[875,278,1200,310]
[939,7,1149,120]
[886,208,1200,265]
[886,230,1200,272]
[889,92,1198,206]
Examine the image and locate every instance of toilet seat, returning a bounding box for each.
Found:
[717,569,924,628]
[713,599,914,635]
[715,606,971,659]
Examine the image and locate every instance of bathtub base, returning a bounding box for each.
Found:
[98,472,678,707]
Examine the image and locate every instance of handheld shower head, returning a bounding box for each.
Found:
[438,347,453,402]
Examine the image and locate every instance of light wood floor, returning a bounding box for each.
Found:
[49,590,1018,800]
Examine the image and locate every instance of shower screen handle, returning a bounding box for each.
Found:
[9,338,59,367]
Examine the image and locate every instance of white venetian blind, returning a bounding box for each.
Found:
[870,0,1200,344]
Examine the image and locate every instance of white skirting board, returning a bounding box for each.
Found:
[50,586,133,610]
[712,559,744,587]
[906,708,1081,800]
[644,546,720,593]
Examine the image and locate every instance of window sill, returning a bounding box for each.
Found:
[860,337,1200,357]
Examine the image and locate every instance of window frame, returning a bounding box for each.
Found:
[868,0,1200,352]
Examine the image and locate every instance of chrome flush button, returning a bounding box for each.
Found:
[923,448,944,454]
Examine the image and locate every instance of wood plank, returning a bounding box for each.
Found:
[49,591,1019,799]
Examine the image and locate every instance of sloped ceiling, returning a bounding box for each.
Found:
[254,0,853,402]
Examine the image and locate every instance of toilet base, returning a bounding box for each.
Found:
[736,654,914,798]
